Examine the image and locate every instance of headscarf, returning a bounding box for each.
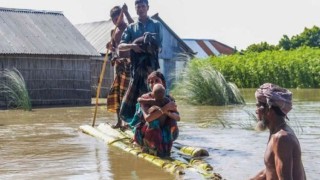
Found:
[255,83,292,115]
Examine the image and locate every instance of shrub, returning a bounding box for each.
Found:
[0,68,32,111]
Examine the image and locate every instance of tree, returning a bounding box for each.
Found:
[242,42,279,53]
[278,26,320,50]
[299,26,320,47]
[278,35,291,50]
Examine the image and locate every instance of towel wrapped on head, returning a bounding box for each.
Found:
[255,83,292,115]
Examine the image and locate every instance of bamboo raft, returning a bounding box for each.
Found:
[79,123,222,179]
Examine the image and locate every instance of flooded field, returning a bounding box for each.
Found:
[0,89,319,179]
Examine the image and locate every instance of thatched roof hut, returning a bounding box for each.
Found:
[0,7,100,107]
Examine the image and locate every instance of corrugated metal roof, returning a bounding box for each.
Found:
[183,39,235,58]
[183,40,209,58]
[0,7,100,56]
[76,20,115,55]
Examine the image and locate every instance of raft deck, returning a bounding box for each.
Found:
[79,123,222,179]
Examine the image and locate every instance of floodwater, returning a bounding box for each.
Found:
[0,89,319,180]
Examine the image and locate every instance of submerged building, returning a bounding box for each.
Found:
[0,7,100,107]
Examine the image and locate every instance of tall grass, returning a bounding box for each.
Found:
[172,60,245,105]
[0,68,32,111]
[238,109,258,130]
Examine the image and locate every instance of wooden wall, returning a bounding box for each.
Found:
[90,56,114,98]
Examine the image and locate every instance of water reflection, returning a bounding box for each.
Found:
[108,146,175,180]
[0,89,319,179]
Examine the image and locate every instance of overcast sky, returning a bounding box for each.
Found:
[0,0,319,50]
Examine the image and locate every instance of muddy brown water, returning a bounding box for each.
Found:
[0,89,319,180]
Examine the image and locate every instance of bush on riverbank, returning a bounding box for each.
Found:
[0,68,32,111]
[207,47,320,88]
[171,61,245,105]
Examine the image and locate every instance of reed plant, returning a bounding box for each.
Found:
[172,60,245,105]
[238,109,258,130]
[0,68,32,111]
[198,118,232,128]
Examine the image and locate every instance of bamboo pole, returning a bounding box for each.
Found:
[173,142,209,157]
[92,10,125,127]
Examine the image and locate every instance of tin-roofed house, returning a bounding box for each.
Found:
[75,19,115,97]
[0,7,101,107]
[76,13,194,96]
[183,39,235,58]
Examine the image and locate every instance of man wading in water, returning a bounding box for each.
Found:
[251,83,306,180]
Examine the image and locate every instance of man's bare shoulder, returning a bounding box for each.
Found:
[272,129,297,153]
[273,129,292,143]
[274,127,297,140]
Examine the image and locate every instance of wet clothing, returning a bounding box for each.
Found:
[120,17,162,50]
[106,59,130,112]
[106,24,131,113]
[119,68,150,120]
[119,17,162,121]
[129,94,179,157]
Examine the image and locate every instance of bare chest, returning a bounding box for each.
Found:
[264,140,275,169]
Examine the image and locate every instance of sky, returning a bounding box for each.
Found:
[0,0,319,50]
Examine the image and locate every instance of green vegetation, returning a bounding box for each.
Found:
[244,42,279,53]
[208,47,320,88]
[241,25,320,53]
[220,25,320,88]
[172,60,245,105]
[279,26,320,50]
[0,68,32,111]
[171,26,319,105]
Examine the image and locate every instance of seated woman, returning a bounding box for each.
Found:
[129,71,180,157]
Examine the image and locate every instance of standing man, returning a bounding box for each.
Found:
[251,83,306,180]
[106,4,134,129]
[118,0,163,123]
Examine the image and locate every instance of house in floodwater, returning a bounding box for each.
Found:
[183,39,235,58]
[0,7,100,107]
[76,13,195,96]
